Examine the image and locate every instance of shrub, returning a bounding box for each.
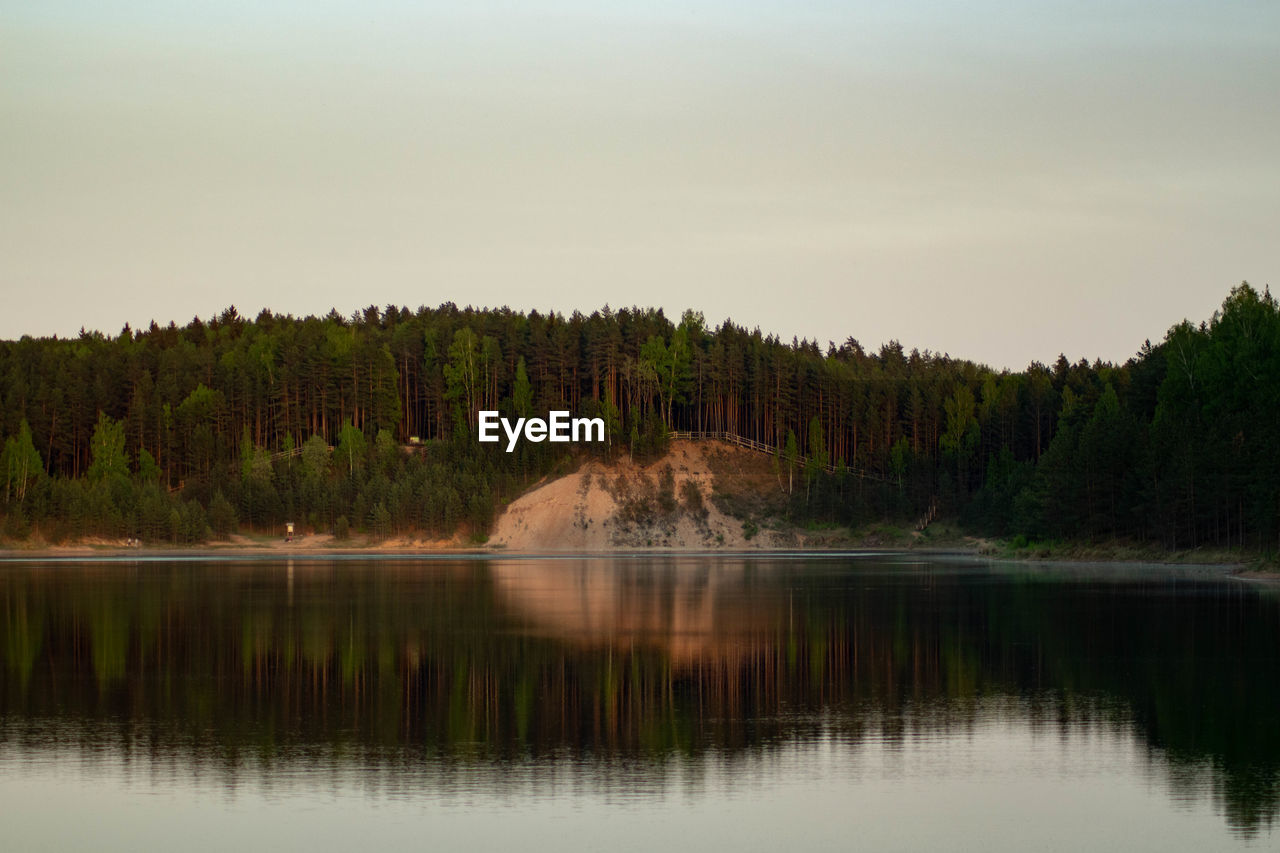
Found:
[208,490,238,538]
[657,466,677,514]
[681,480,707,519]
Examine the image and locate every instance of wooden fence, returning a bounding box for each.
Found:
[268,445,332,463]
[668,430,895,483]
[672,429,942,528]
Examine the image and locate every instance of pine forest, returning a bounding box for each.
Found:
[1,283,1277,553]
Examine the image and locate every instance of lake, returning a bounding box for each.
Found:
[1,554,1276,851]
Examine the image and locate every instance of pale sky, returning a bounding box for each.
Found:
[2,1,1277,369]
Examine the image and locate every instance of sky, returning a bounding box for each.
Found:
[2,1,1277,369]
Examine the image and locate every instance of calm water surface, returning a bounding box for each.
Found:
[1,554,1277,851]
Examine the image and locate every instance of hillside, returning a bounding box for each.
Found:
[1,285,1276,553]
[490,440,774,550]
[490,438,819,550]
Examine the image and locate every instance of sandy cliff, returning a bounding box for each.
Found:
[488,439,791,550]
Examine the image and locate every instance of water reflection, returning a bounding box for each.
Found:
[1,556,1277,839]
[490,558,785,663]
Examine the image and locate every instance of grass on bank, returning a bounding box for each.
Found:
[987,533,1278,571]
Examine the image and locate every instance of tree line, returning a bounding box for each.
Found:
[0,283,1276,550]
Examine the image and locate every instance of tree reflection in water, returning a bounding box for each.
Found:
[0,556,1276,836]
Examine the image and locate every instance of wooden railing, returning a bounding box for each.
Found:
[671,430,941,523]
[668,430,894,482]
[269,445,333,462]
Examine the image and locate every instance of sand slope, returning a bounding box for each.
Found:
[489,440,788,550]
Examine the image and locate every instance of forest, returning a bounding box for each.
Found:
[0,282,1276,552]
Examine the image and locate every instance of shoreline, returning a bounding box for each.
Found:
[0,541,977,559]
[0,538,1271,580]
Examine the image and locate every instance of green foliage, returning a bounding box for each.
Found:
[136,447,161,484]
[208,490,238,537]
[804,416,828,504]
[1142,283,1280,549]
[370,501,392,540]
[175,384,225,478]
[512,356,533,417]
[941,384,980,496]
[639,324,693,428]
[299,435,330,481]
[336,420,366,477]
[373,429,399,470]
[967,448,1035,536]
[237,427,277,527]
[87,413,129,484]
[681,479,707,519]
[657,466,677,514]
[444,326,480,429]
[1,420,43,503]
[889,437,910,486]
[2,502,30,539]
[780,429,799,496]
[0,285,1273,551]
